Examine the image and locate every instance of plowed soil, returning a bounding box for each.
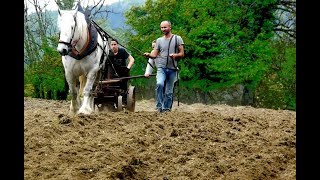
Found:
[24,97,296,180]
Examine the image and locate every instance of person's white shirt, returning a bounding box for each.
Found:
[145,58,155,76]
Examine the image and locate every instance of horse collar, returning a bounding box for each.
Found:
[71,29,90,56]
[68,22,98,60]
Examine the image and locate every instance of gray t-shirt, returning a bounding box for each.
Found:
[155,35,184,69]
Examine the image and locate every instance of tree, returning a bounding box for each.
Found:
[125,0,295,109]
[24,0,74,99]
[126,0,276,89]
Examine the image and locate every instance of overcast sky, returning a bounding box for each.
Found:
[25,0,122,14]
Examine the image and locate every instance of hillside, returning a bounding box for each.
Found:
[26,0,145,34]
[104,0,145,30]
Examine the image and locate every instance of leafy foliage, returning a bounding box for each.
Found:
[124,0,295,110]
[126,0,277,88]
[255,40,296,110]
[24,35,67,100]
[56,0,76,10]
[24,0,72,99]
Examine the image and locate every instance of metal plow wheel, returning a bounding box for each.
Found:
[126,86,136,112]
[117,96,123,112]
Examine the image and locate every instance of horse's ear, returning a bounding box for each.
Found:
[76,1,85,13]
[72,2,79,16]
[58,8,61,16]
[76,1,81,9]
[72,1,80,11]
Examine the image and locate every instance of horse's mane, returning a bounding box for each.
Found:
[76,11,88,30]
[57,8,88,31]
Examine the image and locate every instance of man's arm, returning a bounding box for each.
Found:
[144,49,159,58]
[170,44,184,59]
[145,58,155,77]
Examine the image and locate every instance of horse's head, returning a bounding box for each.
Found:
[57,6,84,56]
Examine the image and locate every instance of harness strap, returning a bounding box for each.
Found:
[95,25,108,64]
[95,27,119,78]
[58,41,70,45]
[67,21,99,60]
[92,26,112,90]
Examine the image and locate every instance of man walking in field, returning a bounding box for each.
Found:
[144,20,184,113]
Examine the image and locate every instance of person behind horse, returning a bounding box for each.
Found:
[107,38,135,91]
[144,20,185,113]
[144,40,157,77]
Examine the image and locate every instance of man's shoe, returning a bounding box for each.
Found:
[162,109,171,113]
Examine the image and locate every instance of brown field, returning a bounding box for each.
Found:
[24,97,296,179]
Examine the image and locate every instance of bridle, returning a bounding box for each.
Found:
[58,14,78,52]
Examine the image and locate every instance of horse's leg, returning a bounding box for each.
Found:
[78,74,87,103]
[78,71,98,114]
[66,74,81,116]
[91,71,102,112]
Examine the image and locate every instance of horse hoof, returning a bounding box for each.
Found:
[68,111,76,117]
[78,108,93,115]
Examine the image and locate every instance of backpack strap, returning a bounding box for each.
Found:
[166,35,174,68]
[172,35,178,69]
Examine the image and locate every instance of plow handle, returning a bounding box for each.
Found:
[112,74,156,80]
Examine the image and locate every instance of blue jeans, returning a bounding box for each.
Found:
[155,68,177,111]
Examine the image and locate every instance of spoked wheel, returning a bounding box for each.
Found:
[117,95,123,112]
[126,86,136,112]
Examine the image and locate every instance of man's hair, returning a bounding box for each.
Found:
[161,20,172,26]
[111,38,118,44]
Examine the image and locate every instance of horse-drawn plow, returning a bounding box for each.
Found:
[89,20,155,112]
[93,70,155,112]
[57,3,155,115]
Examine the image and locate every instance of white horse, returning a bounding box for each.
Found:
[57,5,109,116]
